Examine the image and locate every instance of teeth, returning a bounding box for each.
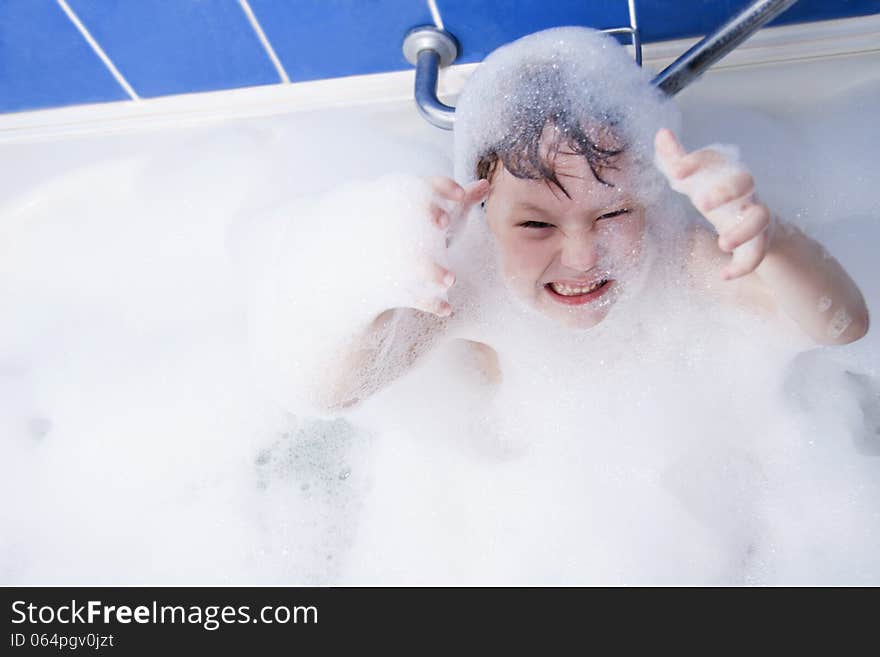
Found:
[549,279,606,296]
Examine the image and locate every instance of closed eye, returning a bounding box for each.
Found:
[597,208,631,220]
[517,220,555,229]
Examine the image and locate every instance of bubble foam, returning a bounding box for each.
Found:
[453,27,679,200]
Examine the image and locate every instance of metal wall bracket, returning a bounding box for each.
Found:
[402,25,460,130]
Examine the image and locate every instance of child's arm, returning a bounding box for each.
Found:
[320,177,490,409]
[655,128,868,346]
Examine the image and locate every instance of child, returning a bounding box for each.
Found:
[247,26,876,584]
[285,27,867,413]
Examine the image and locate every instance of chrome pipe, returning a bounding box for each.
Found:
[628,0,642,66]
[403,26,459,130]
[414,49,456,130]
[653,0,800,96]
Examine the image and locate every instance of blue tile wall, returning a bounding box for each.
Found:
[0,0,129,112]
[1,0,878,114]
[443,0,880,64]
[248,0,436,81]
[66,0,280,97]
[438,0,634,64]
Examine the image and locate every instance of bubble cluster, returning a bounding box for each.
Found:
[454,27,679,203]
[245,173,447,415]
[1,32,879,585]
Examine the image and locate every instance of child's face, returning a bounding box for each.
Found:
[485,148,647,329]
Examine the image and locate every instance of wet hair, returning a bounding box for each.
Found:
[474,63,626,197]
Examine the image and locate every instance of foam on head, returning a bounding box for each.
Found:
[453,27,679,201]
[446,27,690,327]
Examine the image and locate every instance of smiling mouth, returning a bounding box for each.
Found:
[544,279,612,305]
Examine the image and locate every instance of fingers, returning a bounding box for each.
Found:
[415,298,452,318]
[428,176,458,230]
[428,177,491,233]
[410,176,473,318]
[418,177,471,317]
[655,130,738,187]
[423,259,456,288]
[654,128,687,173]
[431,177,490,214]
[671,149,729,181]
[429,201,450,229]
[462,179,491,211]
[659,137,759,228]
[718,203,772,252]
[410,259,456,317]
[695,170,755,214]
[722,232,769,280]
[714,200,773,280]
[654,132,772,281]
[429,176,465,202]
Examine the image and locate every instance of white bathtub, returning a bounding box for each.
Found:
[1,15,878,585]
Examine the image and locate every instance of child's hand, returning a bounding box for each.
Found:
[654,128,774,280]
[416,177,489,317]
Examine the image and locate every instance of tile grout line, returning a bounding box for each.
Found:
[55,0,139,100]
[427,0,444,30]
[238,0,291,83]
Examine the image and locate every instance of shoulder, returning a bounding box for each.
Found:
[463,340,502,385]
[437,339,502,387]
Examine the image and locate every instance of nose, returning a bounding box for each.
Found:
[559,230,599,272]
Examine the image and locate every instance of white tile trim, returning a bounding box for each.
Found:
[238,0,290,84]
[55,0,139,101]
